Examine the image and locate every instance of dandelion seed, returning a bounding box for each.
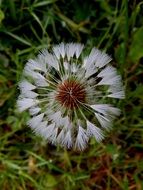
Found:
[17,43,125,150]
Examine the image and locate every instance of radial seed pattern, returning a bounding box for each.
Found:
[56,79,86,109]
[17,43,125,150]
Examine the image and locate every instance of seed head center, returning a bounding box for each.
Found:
[56,80,86,109]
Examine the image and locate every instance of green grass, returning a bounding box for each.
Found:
[0,0,143,189]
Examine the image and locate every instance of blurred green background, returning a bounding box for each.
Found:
[0,0,143,189]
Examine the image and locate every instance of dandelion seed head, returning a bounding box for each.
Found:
[17,43,125,151]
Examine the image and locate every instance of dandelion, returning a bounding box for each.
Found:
[17,43,125,150]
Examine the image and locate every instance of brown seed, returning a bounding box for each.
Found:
[56,79,86,109]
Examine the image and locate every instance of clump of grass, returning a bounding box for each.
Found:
[0,0,143,189]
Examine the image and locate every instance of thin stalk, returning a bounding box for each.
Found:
[8,0,16,21]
